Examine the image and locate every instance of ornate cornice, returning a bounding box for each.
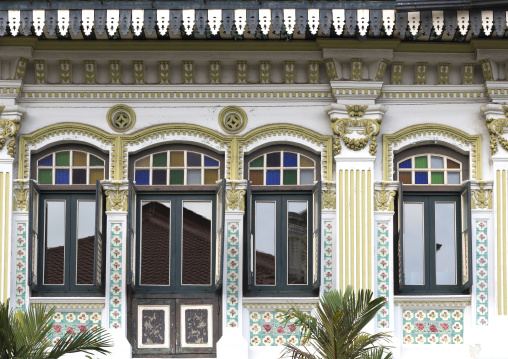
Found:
[226,181,246,212]
[374,182,396,212]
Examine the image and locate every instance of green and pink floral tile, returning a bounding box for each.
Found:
[47,311,102,344]
[323,221,333,292]
[109,223,123,329]
[476,220,488,326]
[15,222,27,310]
[376,222,389,329]
[226,222,240,328]
[402,309,464,344]
[249,310,309,346]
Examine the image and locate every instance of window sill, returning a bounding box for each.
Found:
[243,297,318,310]
[30,297,106,311]
[394,295,471,309]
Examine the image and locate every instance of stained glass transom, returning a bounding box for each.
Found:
[249,152,315,186]
[37,151,105,185]
[134,151,220,185]
[397,154,461,185]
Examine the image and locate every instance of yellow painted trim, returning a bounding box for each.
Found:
[367,170,372,290]
[382,124,482,181]
[355,170,360,290]
[3,173,9,302]
[0,172,4,301]
[361,170,366,290]
[345,170,350,289]
[338,169,344,291]
[497,170,502,315]
[350,170,354,289]
[504,170,507,315]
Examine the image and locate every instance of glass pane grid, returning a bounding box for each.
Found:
[133,150,220,185]
[36,151,105,185]
[249,152,315,186]
[397,154,461,186]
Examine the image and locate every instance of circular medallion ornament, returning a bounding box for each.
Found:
[218,106,247,134]
[106,104,136,132]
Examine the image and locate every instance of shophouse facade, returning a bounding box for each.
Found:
[0,1,507,358]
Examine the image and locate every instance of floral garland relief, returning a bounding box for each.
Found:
[226,222,240,328]
[402,309,464,344]
[249,310,310,346]
[109,223,123,329]
[476,220,488,326]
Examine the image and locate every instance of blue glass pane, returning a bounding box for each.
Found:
[55,169,69,184]
[204,156,219,167]
[266,153,280,167]
[415,172,428,184]
[38,155,53,167]
[399,159,412,169]
[187,152,201,167]
[135,169,150,185]
[266,170,280,185]
[152,170,167,185]
[283,152,297,167]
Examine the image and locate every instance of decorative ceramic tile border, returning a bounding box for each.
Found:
[15,222,27,310]
[47,311,102,345]
[249,310,310,347]
[402,309,464,344]
[109,223,123,329]
[226,222,240,328]
[377,222,389,329]
[323,221,333,292]
[476,220,488,326]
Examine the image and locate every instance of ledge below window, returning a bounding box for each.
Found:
[394,295,471,309]
[243,297,318,310]
[29,297,106,311]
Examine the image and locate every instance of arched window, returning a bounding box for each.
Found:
[394,145,471,295]
[244,146,321,296]
[28,145,108,295]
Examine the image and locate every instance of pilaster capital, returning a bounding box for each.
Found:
[485,81,508,105]
[0,105,25,159]
[471,180,494,211]
[481,103,508,158]
[327,104,388,158]
[226,180,247,213]
[373,181,398,212]
[12,179,29,212]
[322,181,336,211]
[102,180,129,212]
[330,81,383,105]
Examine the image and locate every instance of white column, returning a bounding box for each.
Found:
[12,180,29,310]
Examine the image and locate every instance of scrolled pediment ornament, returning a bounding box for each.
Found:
[0,106,21,158]
[331,105,382,156]
[486,106,508,155]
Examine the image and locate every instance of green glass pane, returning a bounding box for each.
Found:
[170,170,184,185]
[90,155,104,166]
[250,156,264,168]
[38,169,52,184]
[283,170,297,185]
[55,152,70,166]
[431,172,445,184]
[414,156,428,169]
[152,152,167,167]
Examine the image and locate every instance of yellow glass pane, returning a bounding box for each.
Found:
[204,169,219,184]
[170,151,185,167]
[300,155,314,167]
[73,151,87,166]
[136,156,150,167]
[89,169,104,183]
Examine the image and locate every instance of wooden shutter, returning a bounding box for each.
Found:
[27,180,40,289]
[312,181,321,290]
[215,179,226,291]
[396,181,405,291]
[93,180,104,289]
[460,181,472,291]
[127,179,137,291]
[245,180,253,290]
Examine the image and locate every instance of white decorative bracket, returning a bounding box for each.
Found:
[234,9,246,34]
[482,10,494,36]
[457,10,469,36]
[332,9,345,35]
[208,9,221,35]
[132,9,144,36]
[57,9,69,36]
[259,9,271,35]
[432,10,444,36]
[308,8,319,35]
[284,9,295,34]
[182,9,195,35]
[107,9,119,36]
[33,9,45,36]
[157,9,170,35]
[382,9,395,36]
[8,10,20,36]
[408,11,420,36]
[82,9,94,36]
[357,9,369,36]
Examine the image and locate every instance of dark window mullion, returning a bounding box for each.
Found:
[67,195,76,292]
[427,197,435,292]
[279,196,287,291]
[174,196,182,292]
